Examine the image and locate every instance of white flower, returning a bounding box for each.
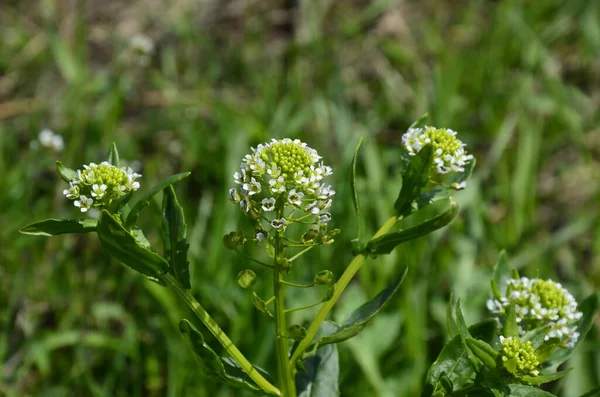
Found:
[305,201,320,215]
[268,176,286,194]
[91,184,107,198]
[240,197,250,212]
[63,182,79,199]
[243,177,261,196]
[451,181,467,190]
[74,195,93,212]
[288,189,304,206]
[317,213,332,224]
[261,197,276,211]
[229,188,241,204]
[130,33,155,55]
[271,218,287,230]
[256,230,268,242]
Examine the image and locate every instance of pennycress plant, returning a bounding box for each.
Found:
[20,118,598,397]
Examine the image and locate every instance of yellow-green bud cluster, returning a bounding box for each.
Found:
[229,139,335,242]
[499,336,540,378]
[63,161,141,212]
[487,277,582,348]
[402,126,473,175]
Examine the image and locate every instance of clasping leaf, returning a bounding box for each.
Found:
[20,218,97,236]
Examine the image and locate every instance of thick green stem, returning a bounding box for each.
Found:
[273,199,297,397]
[160,273,281,396]
[289,215,399,373]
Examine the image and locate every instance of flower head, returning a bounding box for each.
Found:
[402,126,473,175]
[63,161,141,212]
[487,277,582,348]
[499,336,540,378]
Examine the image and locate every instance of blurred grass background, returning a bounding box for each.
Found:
[1,0,599,396]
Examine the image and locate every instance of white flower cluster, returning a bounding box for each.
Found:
[63,161,141,212]
[35,129,64,152]
[402,126,473,175]
[487,277,583,348]
[229,139,335,240]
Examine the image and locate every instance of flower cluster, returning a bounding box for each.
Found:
[402,126,473,175]
[229,139,335,242]
[487,277,582,348]
[63,162,141,212]
[34,129,64,152]
[498,336,540,377]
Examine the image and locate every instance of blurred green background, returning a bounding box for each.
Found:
[1,0,599,396]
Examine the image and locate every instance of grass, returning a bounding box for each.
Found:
[1,0,599,396]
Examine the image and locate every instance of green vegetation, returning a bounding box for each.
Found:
[1,1,599,396]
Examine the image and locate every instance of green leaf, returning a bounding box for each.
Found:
[20,218,97,236]
[578,385,600,397]
[106,142,120,166]
[465,338,498,369]
[522,326,551,350]
[97,210,169,284]
[179,319,277,396]
[50,37,83,84]
[521,369,572,386]
[315,267,408,346]
[56,161,78,183]
[421,320,496,396]
[408,113,429,129]
[350,137,364,218]
[503,305,519,338]
[367,197,458,255]
[507,384,556,396]
[544,293,600,370]
[296,343,339,397]
[125,172,191,229]
[394,144,433,217]
[162,185,190,289]
[446,158,476,186]
[492,250,511,294]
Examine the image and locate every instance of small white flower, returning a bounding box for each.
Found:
[261,197,276,212]
[240,197,251,212]
[39,129,54,146]
[288,189,304,206]
[74,195,93,212]
[271,218,287,230]
[243,177,261,196]
[63,182,80,199]
[229,188,241,204]
[91,184,107,198]
[50,134,64,152]
[305,201,320,215]
[233,169,247,185]
[256,231,268,242]
[451,181,467,190]
[125,175,141,191]
[317,213,332,224]
[130,33,155,55]
[268,176,286,194]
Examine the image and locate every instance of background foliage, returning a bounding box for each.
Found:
[1,0,599,396]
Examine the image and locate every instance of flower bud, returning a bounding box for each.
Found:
[237,269,257,289]
[223,231,246,250]
[314,270,333,285]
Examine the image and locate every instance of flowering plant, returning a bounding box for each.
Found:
[20,119,598,397]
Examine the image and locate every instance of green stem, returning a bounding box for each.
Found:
[280,279,314,288]
[160,273,281,396]
[289,215,399,373]
[273,198,297,397]
[288,246,314,262]
[285,300,323,313]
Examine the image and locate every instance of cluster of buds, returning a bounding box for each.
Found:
[63,161,141,212]
[498,336,540,377]
[487,277,583,348]
[229,139,335,244]
[402,126,473,189]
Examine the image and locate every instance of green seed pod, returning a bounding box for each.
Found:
[223,231,246,250]
[314,270,333,285]
[237,269,257,289]
[301,229,319,244]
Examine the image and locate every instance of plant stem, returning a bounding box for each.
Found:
[289,215,399,373]
[273,198,297,397]
[159,273,281,396]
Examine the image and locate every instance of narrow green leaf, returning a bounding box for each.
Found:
[503,305,519,338]
[492,250,511,293]
[179,319,277,395]
[50,37,83,84]
[465,338,498,369]
[316,267,408,346]
[578,385,600,397]
[394,144,433,217]
[423,320,497,395]
[97,210,169,284]
[106,142,120,166]
[125,172,191,228]
[56,161,78,183]
[162,185,190,289]
[545,293,599,370]
[507,384,556,396]
[408,113,429,129]
[521,368,572,386]
[367,197,458,255]
[522,326,551,350]
[350,137,364,217]
[296,343,339,397]
[20,218,97,236]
